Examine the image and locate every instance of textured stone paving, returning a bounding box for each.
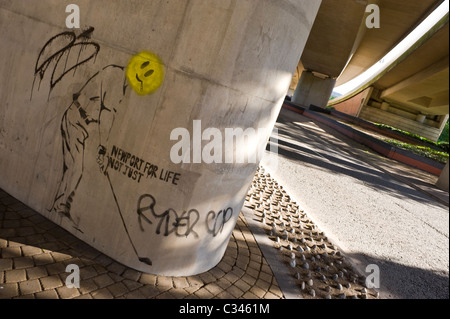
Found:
[245,167,379,299]
[0,188,284,299]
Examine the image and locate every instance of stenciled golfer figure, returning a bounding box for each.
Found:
[32,28,164,266]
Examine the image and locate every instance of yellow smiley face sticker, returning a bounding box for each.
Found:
[126,51,164,96]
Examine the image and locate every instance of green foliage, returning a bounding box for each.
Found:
[438,119,449,144]
[384,139,449,164]
[374,122,449,153]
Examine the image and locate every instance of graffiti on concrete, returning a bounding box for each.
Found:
[137,193,235,239]
[31,27,165,268]
[32,27,100,100]
[137,194,200,238]
[107,145,182,185]
[126,51,164,96]
[206,207,234,237]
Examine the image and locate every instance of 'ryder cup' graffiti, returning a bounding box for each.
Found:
[137,194,234,239]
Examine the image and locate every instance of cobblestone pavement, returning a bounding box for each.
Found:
[0,188,284,299]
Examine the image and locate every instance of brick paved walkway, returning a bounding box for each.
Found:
[0,188,284,299]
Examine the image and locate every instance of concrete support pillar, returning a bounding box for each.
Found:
[380,102,390,111]
[291,70,336,109]
[436,161,449,192]
[416,114,426,124]
[0,0,322,276]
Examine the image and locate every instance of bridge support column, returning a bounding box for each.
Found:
[0,0,322,276]
[292,70,336,109]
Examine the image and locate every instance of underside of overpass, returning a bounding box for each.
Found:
[289,0,449,142]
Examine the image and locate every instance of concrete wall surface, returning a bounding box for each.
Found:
[0,0,321,276]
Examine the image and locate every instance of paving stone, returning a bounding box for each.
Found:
[0,238,7,248]
[40,275,63,290]
[208,267,226,280]
[204,283,224,296]
[171,288,192,299]
[173,277,190,289]
[269,285,284,298]
[91,287,114,299]
[122,279,143,291]
[223,272,240,284]
[78,279,98,295]
[157,276,174,289]
[33,253,54,266]
[80,266,98,280]
[0,258,13,271]
[215,277,233,290]
[264,291,281,299]
[46,262,68,276]
[21,245,43,257]
[6,239,24,248]
[26,266,48,280]
[107,282,129,298]
[50,251,72,262]
[138,285,163,299]
[249,286,266,298]
[93,264,108,275]
[255,279,270,291]
[241,274,258,286]
[1,247,21,258]
[5,269,27,283]
[92,274,115,289]
[0,283,19,298]
[258,271,273,283]
[35,289,59,299]
[13,256,35,269]
[139,273,157,286]
[193,287,215,299]
[216,261,233,273]
[216,291,236,299]
[198,272,217,284]
[231,267,245,278]
[106,262,126,276]
[123,289,146,299]
[248,260,261,271]
[234,279,251,293]
[19,279,42,295]
[57,286,81,299]
[242,291,260,299]
[122,269,141,282]
[227,285,245,298]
